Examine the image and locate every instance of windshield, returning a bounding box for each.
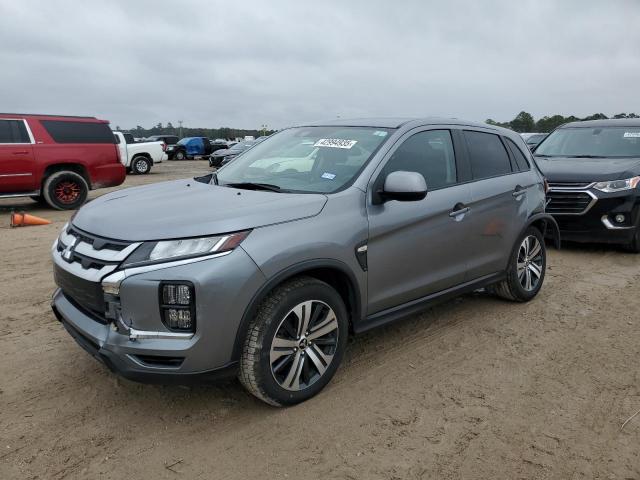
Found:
[177,138,190,145]
[216,126,391,193]
[535,127,640,157]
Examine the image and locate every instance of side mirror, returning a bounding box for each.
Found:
[379,171,427,203]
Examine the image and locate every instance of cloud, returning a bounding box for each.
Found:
[0,0,638,129]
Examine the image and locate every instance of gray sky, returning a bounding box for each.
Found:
[1,0,638,130]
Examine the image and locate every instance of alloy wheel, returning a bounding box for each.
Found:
[54,181,81,204]
[517,235,544,291]
[270,300,339,391]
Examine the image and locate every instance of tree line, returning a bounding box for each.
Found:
[486,112,639,133]
[114,122,275,140]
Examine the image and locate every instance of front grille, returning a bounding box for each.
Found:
[547,191,595,215]
[53,225,138,318]
[54,265,107,317]
[548,181,593,189]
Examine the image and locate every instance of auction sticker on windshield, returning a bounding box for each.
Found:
[314,138,358,149]
[623,132,640,138]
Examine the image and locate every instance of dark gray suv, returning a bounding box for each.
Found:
[51,118,559,406]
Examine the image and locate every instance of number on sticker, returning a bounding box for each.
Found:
[314,138,358,149]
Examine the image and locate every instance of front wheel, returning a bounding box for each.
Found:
[624,222,640,253]
[174,150,185,161]
[239,277,348,406]
[42,171,89,210]
[489,227,546,302]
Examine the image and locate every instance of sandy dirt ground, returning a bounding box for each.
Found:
[1,161,639,479]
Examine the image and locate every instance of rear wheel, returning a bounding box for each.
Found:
[489,227,546,302]
[42,171,88,210]
[239,277,348,406]
[131,156,151,174]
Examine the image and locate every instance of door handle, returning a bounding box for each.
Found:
[449,203,470,218]
[512,185,527,198]
[12,151,29,155]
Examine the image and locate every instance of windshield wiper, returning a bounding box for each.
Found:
[565,155,601,158]
[225,182,283,192]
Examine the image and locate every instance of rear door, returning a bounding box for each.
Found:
[366,127,472,314]
[461,129,532,280]
[0,119,37,193]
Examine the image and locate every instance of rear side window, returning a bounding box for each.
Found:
[0,119,30,143]
[505,138,530,171]
[463,130,512,180]
[383,130,457,190]
[41,120,115,144]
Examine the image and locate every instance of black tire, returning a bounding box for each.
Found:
[131,156,151,175]
[174,150,186,161]
[42,171,88,210]
[239,276,348,407]
[489,226,546,302]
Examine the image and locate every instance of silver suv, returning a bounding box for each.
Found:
[51,118,559,406]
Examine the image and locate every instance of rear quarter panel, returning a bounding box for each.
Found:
[28,119,125,189]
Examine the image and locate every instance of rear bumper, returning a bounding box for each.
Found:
[90,163,126,189]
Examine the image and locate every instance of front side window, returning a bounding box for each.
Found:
[464,130,513,180]
[0,119,30,143]
[535,127,640,158]
[217,126,391,193]
[382,130,457,190]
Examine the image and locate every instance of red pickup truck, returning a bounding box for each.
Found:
[0,113,125,209]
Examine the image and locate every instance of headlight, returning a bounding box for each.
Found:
[122,231,250,267]
[593,176,640,193]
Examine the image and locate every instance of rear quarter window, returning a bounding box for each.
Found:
[41,120,115,144]
[504,137,531,171]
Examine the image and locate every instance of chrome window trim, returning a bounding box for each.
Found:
[547,188,598,215]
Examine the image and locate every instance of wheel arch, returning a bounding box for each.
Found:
[525,212,561,249]
[231,259,362,361]
[42,163,91,189]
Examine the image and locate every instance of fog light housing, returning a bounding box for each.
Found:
[614,214,626,224]
[160,282,195,332]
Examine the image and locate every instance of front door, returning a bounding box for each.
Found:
[0,119,36,193]
[366,128,472,315]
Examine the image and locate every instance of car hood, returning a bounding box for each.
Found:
[534,156,640,182]
[72,179,328,241]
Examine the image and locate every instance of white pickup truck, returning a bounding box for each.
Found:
[113,132,167,174]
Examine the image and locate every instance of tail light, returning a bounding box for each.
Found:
[161,142,167,152]
[115,144,121,163]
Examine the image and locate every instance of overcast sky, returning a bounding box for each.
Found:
[1,0,638,130]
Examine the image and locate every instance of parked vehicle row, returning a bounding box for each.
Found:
[520,132,548,150]
[113,131,166,175]
[209,136,267,167]
[51,117,559,406]
[0,113,125,209]
[532,119,640,252]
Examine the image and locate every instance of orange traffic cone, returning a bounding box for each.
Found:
[10,211,52,227]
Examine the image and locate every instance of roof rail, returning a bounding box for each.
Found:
[0,112,98,119]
